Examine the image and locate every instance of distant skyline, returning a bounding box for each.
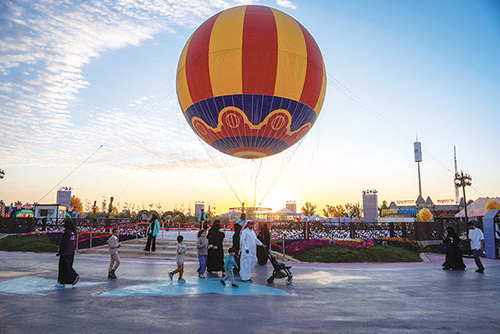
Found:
[1,0,499,213]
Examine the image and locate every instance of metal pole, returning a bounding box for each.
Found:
[463,183,469,239]
[417,162,422,198]
[282,238,285,260]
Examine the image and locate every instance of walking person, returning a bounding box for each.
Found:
[239,221,263,282]
[232,213,247,252]
[197,229,209,278]
[257,223,271,266]
[144,213,160,252]
[442,226,465,270]
[207,220,225,275]
[168,235,187,283]
[106,228,121,279]
[220,247,238,288]
[468,221,485,273]
[55,217,79,287]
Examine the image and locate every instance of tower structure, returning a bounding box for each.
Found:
[414,138,423,198]
[194,201,205,217]
[362,190,378,222]
[286,201,297,213]
[56,187,72,207]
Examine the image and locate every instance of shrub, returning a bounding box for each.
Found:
[285,238,375,256]
[379,238,426,252]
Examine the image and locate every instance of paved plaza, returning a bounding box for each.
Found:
[0,251,499,334]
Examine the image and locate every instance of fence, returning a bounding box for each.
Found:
[0,217,478,243]
[269,219,476,241]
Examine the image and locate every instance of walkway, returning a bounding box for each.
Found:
[0,251,498,334]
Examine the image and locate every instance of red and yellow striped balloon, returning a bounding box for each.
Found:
[177,5,326,159]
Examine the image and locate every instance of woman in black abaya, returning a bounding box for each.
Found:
[56,218,80,287]
[442,226,466,270]
[257,223,271,265]
[207,220,225,274]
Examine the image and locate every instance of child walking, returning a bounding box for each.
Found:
[220,247,238,288]
[196,229,209,278]
[169,235,187,283]
[106,228,121,279]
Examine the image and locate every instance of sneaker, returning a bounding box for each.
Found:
[178,278,186,283]
[72,275,80,285]
[55,282,65,288]
[108,273,114,279]
[220,280,226,286]
[198,274,205,278]
[232,284,239,288]
[475,269,484,273]
[168,272,174,281]
[242,279,252,283]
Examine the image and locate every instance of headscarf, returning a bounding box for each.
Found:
[208,220,221,239]
[240,220,251,234]
[63,217,76,232]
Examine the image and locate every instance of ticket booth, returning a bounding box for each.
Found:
[483,209,500,259]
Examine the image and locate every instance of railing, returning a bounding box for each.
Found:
[269,219,479,241]
[1,217,481,245]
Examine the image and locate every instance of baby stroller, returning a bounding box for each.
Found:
[264,247,292,285]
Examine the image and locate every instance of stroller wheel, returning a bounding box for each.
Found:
[267,277,274,284]
[286,278,292,285]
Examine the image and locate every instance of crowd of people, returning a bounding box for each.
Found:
[56,213,272,287]
[55,214,487,288]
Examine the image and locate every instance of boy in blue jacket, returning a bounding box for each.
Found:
[220,247,238,288]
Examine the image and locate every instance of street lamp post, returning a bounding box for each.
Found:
[454,171,472,236]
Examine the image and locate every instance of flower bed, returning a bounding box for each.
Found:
[285,238,375,256]
[379,237,426,252]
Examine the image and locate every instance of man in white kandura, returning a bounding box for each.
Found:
[239,221,263,282]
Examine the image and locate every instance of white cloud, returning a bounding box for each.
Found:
[276,0,296,10]
[0,0,257,169]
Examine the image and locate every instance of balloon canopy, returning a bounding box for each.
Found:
[176,5,326,159]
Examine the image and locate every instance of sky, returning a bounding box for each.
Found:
[0,0,499,214]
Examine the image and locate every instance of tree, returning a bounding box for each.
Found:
[91,201,100,214]
[485,198,500,211]
[323,204,334,218]
[155,203,162,212]
[301,201,316,217]
[345,202,362,218]
[70,196,84,215]
[417,208,433,222]
[101,197,107,213]
[323,204,346,218]
[84,199,92,212]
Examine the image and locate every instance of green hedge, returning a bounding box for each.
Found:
[0,235,58,253]
[295,245,422,263]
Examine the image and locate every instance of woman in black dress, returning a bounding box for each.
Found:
[442,226,466,270]
[207,220,225,274]
[257,223,271,265]
[56,218,80,287]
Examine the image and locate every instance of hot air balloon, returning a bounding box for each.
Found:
[176,5,326,159]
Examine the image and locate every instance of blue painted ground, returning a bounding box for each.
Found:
[0,276,102,295]
[100,278,288,297]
